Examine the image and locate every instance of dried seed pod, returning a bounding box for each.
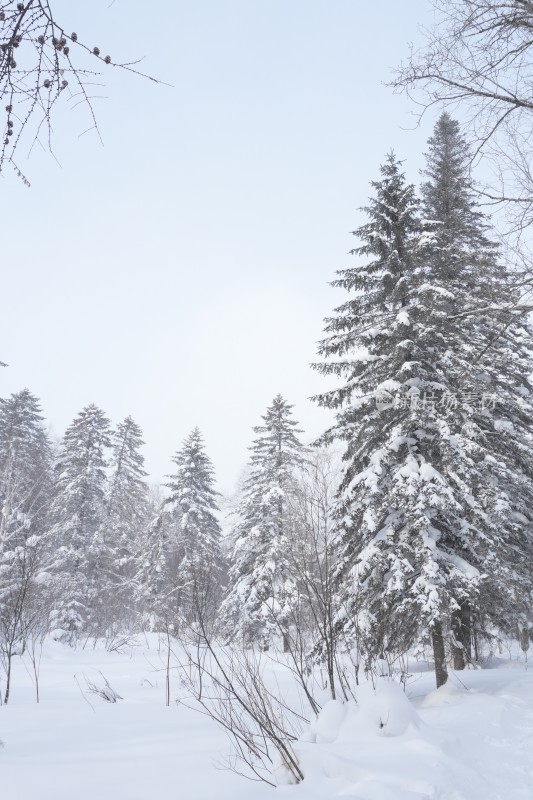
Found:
[71,32,78,42]
[93,46,100,56]
[43,79,51,89]
[104,55,111,64]
[17,2,24,11]
[63,46,70,56]
[5,105,12,113]
[38,35,45,45]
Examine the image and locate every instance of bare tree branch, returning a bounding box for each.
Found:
[392,1,533,237]
[0,0,163,183]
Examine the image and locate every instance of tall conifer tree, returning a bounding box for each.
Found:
[0,390,52,554]
[220,395,305,649]
[0,390,52,701]
[164,428,222,624]
[51,404,111,640]
[104,416,149,629]
[314,140,533,687]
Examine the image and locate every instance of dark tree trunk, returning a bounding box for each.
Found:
[451,602,472,669]
[326,645,337,699]
[460,602,472,663]
[473,625,480,663]
[451,611,466,670]
[431,619,448,688]
[3,647,13,704]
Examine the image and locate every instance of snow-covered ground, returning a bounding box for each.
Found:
[1,638,532,800]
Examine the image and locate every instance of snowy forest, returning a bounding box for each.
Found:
[2,2,533,799]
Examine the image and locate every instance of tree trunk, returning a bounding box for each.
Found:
[3,647,13,704]
[460,602,472,663]
[473,625,479,663]
[431,620,448,688]
[451,602,472,669]
[451,610,466,670]
[327,647,337,699]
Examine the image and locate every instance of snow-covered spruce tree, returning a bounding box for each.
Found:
[0,390,52,553]
[0,390,53,702]
[104,416,149,634]
[313,153,423,673]
[314,136,533,688]
[135,495,177,630]
[419,113,533,666]
[50,404,111,642]
[220,395,306,650]
[162,428,223,627]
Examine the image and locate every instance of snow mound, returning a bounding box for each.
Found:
[310,699,347,743]
[308,679,420,746]
[350,678,420,737]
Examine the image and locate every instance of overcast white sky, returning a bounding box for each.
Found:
[1,0,436,494]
